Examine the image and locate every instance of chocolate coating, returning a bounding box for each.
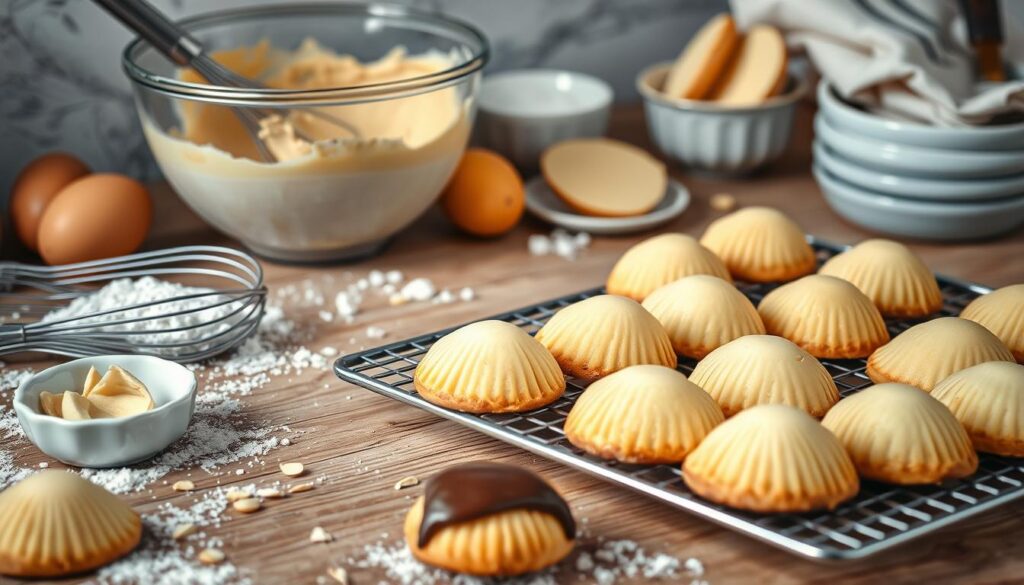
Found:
[418,462,575,548]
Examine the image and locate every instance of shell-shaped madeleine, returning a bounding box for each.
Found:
[642,275,764,358]
[699,207,816,283]
[689,335,839,417]
[0,471,142,577]
[682,405,859,513]
[867,317,1014,391]
[564,365,724,463]
[933,362,1024,456]
[818,239,942,317]
[414,320,566,413]
[535,295,676,380]
[961,284,1024,363]
[606,234,731,301]
[404,496,574,576]
[758,275,889,358]
[822,383,977,484]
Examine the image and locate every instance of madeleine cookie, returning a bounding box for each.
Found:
[414,320,565,413]
[535,295,676,380]
[682,405,859,513]
[867,317,1014,392]
[689,335,839,417]
[564,365,724,463]
[541,139,667,217]
[708,25,788,106]
[663,13,739,99]
[818,239,942,318]
[642,275,764,358]
[933,362,1024,456]
[606,233,731,301]
[699,207,816,282]
[757,275,889,358]
[822,384,977,484]
[0,471,142,577]
[960,284,1024,363]
[404,463,575,576]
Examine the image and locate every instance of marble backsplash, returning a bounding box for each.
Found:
[0,0,724,197]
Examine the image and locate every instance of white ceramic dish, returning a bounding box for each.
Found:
[813,140,1024,202]
[475,69,613,171]
[637,62,809,175]
[815,115,1024,179]
[14,355,198,468]
[817,80,1024,152]
[524,175,690,235]
[814,165,1024,241]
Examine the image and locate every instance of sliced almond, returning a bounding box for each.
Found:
[233,497,262,513]
[327,566,348,584]
[288,482,315,494]
[226,489,250,502]
[256,487,284,499]
[172,480,195,492]
[309,526,333,543]
[198,548,225,565]
[710,192,738,212]
[393,476,419,490]
[280,462,305,477]
[172,523,197,541]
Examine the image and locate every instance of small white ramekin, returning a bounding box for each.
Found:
[14,355,197,468]
[637,63,809,175]
[475,69,613,171]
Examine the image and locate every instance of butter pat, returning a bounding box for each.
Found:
[38,365,155,421]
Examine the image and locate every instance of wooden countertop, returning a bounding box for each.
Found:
[7,104,1024,584]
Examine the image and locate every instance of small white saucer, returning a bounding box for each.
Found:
[525,176,690,235]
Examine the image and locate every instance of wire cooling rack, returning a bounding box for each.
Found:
[334,237,1024,561]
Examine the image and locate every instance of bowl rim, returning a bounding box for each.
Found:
[478,69,614,119]
[816,80,1024,139]
[813,163,1024,213]
[812,140,1024,201]
[122,2,490,106]
[635,61,810,113]
[14,355,198,428]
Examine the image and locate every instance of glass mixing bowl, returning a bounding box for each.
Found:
[124,3,488,262]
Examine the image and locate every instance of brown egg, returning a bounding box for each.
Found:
[38,174,152,266]
[9,152,90,251]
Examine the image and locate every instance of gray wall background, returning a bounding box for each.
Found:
[0,0,725,197]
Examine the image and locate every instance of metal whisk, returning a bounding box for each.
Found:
[0,246,266,363]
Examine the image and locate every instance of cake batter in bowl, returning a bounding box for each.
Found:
[124,3,488,262]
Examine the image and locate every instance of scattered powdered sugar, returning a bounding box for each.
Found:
[93,486,251,585]
[0,450,32,489]
[529,229,591,260]
[349,538,703,585]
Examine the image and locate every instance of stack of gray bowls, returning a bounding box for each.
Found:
[813,81,1024,240]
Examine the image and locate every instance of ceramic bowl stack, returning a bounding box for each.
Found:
[813,81,1024,240]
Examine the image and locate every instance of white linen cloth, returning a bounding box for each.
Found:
[730,0,1024,126]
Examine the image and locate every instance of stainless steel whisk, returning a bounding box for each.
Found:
[0,246,266,363]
